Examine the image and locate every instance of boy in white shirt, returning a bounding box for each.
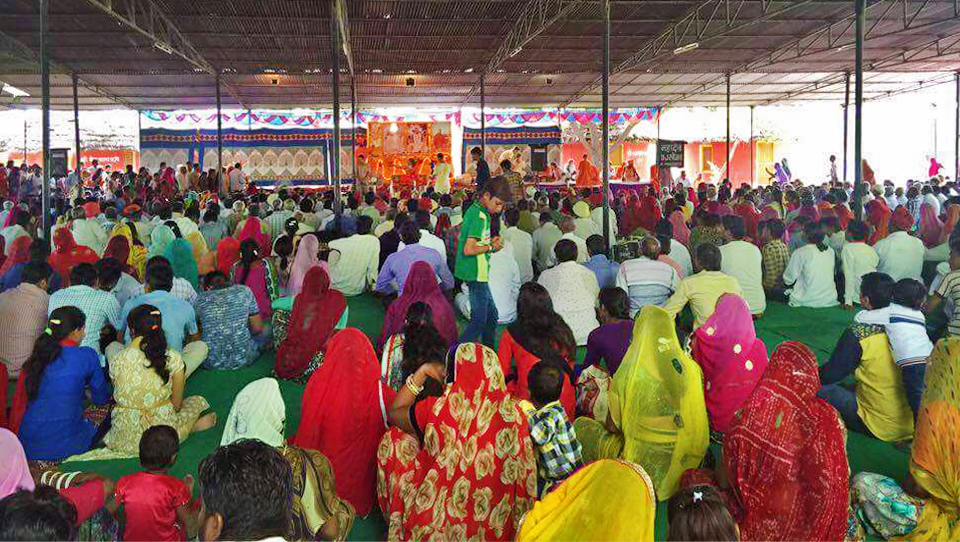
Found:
[854,278,933,420]
[840,220,879,307]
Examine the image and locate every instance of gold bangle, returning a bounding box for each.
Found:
[405,375,424,396]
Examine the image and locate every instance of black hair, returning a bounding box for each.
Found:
[700,213,721,228]
[283,217,299,239]
[847,219,869,241]
[164,220,183,238]
[0,487,78,541]
[203,270,230,290]
[585,234,605,256]
[24,306,86,402]
[528,359,564,407]
[69,262,97,287]
[399,220,421,246]
[273,235,293,272]
[765,219,785,240]
[238,238,260,286]
[415,210,432,231]
[94,257,123,291]
[198,439,293,541]
[125,221,144,246]
[892,278,926,310]
[804,220,828,252]
[400,302,448,397]
[860,272,894,309]
[356,215,373,236]
[599,287,631,320]
[696,243,722,271]
[667,484,738,542]
[139,424,180,470]
[28,238,50,262]
[725,215,746,240]
[554,238,578,263]
[146,262,174,292]
[654,218,674,237]
[203,208,218,223]
[128,304,170,382]
[509,283,576,384]
[479,175,514,204]
[21,261,52,286]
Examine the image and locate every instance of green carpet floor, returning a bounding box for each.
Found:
[59,297,909,541]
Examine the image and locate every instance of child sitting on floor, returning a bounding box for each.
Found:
[667,484,739,541]
[521,359,583,497]
[115,425,198,542]
[854,278,934,420]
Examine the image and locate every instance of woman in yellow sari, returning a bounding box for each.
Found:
[517,459,656,542]
[109,221,147,279]
[574,305,709,501]
[852,337,960,541]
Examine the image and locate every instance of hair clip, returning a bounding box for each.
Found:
[49,318,61,325]
[151,324,159,330]
[44,327,52,335]
[692,491,703,503]
[150,310,161,316]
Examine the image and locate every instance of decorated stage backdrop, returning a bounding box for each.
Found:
[140,127,366,186]
[461,125,562,176]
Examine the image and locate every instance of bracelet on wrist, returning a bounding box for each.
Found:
[405,375,424,396]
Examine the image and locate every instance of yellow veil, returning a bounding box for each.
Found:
[575,305,709,501]
[901,337,960,541]
[516,460,656,542]
[109,222,147,279]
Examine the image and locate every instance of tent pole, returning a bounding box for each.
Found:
[351,75,358,192]
[480,73,486,156]
[750,105,754,186]
[73,75,81,172]
[602,0,610,253]
[40,0,51,241]
[331,5,342,217]
[725,73,731,182]
[853,0,865,220]
[955,71,959,183]
[843,72,850,183]
[216,75,223,196]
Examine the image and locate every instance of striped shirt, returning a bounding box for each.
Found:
[130,277,198,305]
[937,270,960,336]
[48,285,123,363]
[615,256,680,316]
[0,283,49,375]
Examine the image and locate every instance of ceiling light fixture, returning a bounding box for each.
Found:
[673,42,699,55]
[464,67,474,73]
[154,41,174,55]
[836,43,855,52]
[0,82,29,97]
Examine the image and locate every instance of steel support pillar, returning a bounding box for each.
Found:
[40,0,51,241]
[843,72,850,183]
[73,75,81,172]
[853,0,865,220]
[480,73,486,155]
[955,72,959,183]
[216,75,223,195]
[750,105,755,185]
[351,76,358,191]
[725,73,731,182]
[602,0,611,253]
[331,8,342,216]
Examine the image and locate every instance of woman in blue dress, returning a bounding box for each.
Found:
[18,306,112,461]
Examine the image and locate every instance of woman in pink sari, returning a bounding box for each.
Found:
[691,294,769,436]
[287,234,329,297]
[917,202,944,248]
[236,212,270,256]
[379,261,458,350]
[231,238,279,320]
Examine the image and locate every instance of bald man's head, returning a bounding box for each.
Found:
[559,217,576,234]
[640,236,661,260]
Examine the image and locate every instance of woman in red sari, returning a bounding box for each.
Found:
[236,210,270,256]
[734,199,761,240]
[275,266,346,382]
[215,236,241,275]
[0,236,30,277]
[377,342,537,541]
[291,328,395,517]
[866,198,891,245]
[723,341,850,541]
[497,283,577,417]
[379,261,458,350]
[917,202,944,248]
[637,186,662,232]
[48,229,98,286]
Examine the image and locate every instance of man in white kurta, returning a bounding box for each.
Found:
[549,218,589,267]
[874,208,925,281]
[70,208,109,255]
[532,215,563,272]
[456,241,521,324]
[719,218,766,315]
[840,221,879,306]
[329,217,381,296]
[783,241,839,308]
[502,209,534,283]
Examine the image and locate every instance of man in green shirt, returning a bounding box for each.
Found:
[455,176,512,346]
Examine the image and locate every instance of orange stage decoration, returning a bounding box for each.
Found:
[366,122,451,190]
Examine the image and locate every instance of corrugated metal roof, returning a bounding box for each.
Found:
[1,0,959,109]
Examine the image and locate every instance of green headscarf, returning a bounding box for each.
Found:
[164,238,200,291]
[148,225,176,260]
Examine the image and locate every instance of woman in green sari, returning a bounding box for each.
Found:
[574,305,709,501]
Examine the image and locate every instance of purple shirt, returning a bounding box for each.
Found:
[583,320,633,374]
[375,243,454,295]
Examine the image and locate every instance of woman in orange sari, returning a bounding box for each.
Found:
[866,198,891,245]
[377,343,537,541]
